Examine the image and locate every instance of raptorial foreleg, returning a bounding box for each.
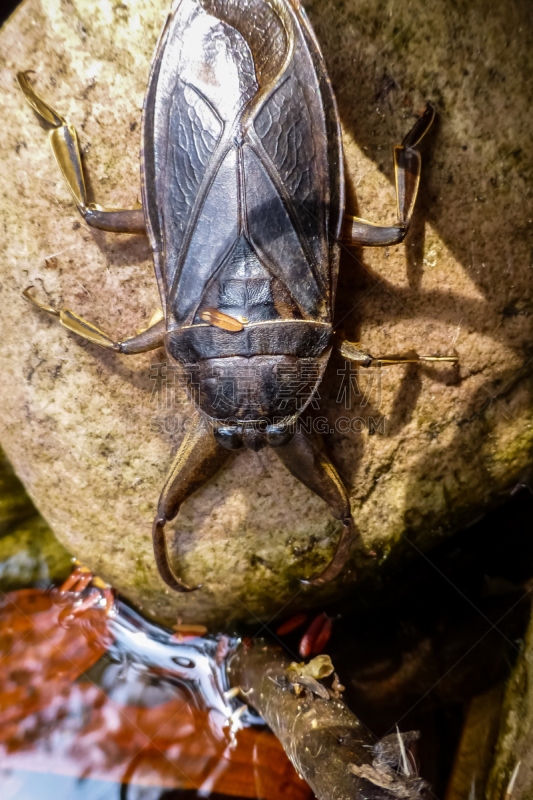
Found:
[152,414,232,592]
[274,429,359,585]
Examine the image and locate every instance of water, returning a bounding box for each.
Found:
[0,591,309,800]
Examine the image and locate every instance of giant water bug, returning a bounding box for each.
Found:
[19,0,456,592]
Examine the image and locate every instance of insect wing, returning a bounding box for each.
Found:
[248,13,339,320]
[142,0,344,324]
[142,0,247,318]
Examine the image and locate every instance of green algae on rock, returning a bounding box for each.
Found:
[0,446,34,532]
[0,513,73,591]
[0,0,531,627]
[0,445,72,591]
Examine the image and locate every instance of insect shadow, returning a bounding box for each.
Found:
[302,0,533,563]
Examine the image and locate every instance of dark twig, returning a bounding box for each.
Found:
[229,640,430,800]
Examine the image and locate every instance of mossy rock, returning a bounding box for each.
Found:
[0,446,35,531]
[0,444,72,590]
[0,0,531,627]
[0,513,73,591]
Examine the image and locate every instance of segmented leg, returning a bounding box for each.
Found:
[274,429,359,585]
[152,414,232,592]
[17,72,146,234]
[339,340,458,366]
[341,104,435,247]
[23,287,165,353]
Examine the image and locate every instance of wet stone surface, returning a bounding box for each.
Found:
[0,0,531,627]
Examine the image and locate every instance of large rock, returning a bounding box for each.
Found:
[0,0,531,627]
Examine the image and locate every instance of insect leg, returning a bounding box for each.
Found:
[17,72,146,234]
[338,340,458,366]
[341,104,435,247]
[152,414,232,592]
[274,429,359,585]
[23,287,165,353]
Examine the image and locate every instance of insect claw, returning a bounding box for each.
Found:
[23,286,60,316]
[302,517,359,586]
[152,517,201,593]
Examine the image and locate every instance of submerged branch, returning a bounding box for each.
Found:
[229,640,430,800]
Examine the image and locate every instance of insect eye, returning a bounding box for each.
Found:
[214,427,244,451]
[266,425,294,448]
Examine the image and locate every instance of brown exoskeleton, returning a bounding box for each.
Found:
[19,0,456,592]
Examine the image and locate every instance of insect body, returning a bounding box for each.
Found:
[19,0,455,592]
